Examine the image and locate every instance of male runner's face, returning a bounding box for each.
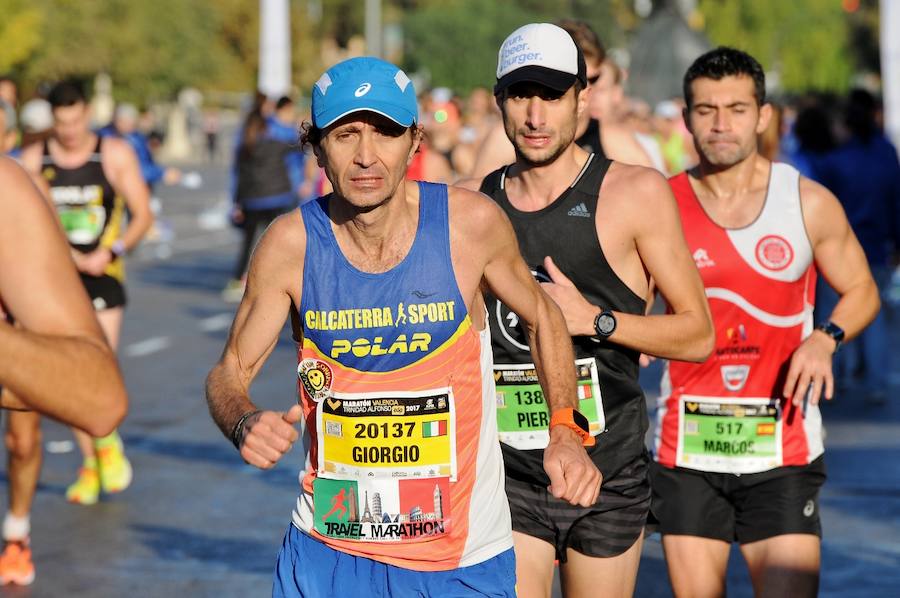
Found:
[686,75,770,168]
[53,103,91,150]
[318,111,419,210]
[501,82,583,166]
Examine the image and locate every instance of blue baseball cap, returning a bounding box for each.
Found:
[311,57,418,129]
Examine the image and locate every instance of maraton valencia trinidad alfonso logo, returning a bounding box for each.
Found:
[755,235,794,271]
[297,358,333,401]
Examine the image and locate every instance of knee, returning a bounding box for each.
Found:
[5,425,41,460]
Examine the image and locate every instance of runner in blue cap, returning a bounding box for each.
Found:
[206,56,601,597]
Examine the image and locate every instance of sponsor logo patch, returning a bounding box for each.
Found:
[721,364,751,391]
[298,358,333,401]
[755,235,794,271]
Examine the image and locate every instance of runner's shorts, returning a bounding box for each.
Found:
[505,452,650,562]
[650,456,826,543]
[272,524,516,597]
[81,274,126,311]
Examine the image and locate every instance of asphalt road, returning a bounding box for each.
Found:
[6,162,900,597]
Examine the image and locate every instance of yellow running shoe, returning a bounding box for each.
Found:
[65,466,99,505]
[97,442,133,494]
[0,540,34,586]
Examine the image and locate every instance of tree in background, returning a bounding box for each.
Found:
[401,0,622,94]
[0,0,44,75]
[696,0,876,94]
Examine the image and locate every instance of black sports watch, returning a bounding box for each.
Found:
[816,320,845,352]
[593,309,617,339]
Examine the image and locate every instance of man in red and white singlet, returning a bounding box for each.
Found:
[651,48,880,598]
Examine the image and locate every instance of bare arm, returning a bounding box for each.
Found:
[104,137,154,252]
[452,189,600,506]
[781,178,880,405]
[0,158,126,435]
[542,166,714,362]
[206,212,305,467]
[600,124,654,169]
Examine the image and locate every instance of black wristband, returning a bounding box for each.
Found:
[231,410,261,449]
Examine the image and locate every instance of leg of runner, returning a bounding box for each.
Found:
[559,532,644,598]
[512,532,556,598]
[661,536,730,598]
[0,406,40,585]
[67,307,130,504]
[740,535,819,598]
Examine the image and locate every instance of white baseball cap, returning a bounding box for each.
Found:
[20,98,52,133]
[495,23,587,95]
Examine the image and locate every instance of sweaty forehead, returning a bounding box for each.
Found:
[690,75,757,104]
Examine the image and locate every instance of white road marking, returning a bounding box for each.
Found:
[124,336,171,358]
[199,313,234,332]
[46,440,75,454]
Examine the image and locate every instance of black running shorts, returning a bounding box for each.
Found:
[80,274,127,311]
[505,452,651,562]
[649,456,826,544]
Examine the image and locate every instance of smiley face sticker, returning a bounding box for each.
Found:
[297,358,333,401]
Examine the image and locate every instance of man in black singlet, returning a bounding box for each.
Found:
[459,23,714,598]
[21,81,153,507]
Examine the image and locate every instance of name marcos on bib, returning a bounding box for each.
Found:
[676,395,782,474]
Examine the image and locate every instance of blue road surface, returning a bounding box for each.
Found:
[5,163,900,597]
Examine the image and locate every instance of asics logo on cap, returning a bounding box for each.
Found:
[355,83,372,97]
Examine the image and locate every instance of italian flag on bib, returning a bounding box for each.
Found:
[422,420,447,438]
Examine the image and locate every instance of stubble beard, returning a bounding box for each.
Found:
[698,137,755,169]
[510,125,577,167]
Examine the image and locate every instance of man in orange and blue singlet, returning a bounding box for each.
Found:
[206,56,603,596]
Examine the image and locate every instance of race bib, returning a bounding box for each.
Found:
[313,388,455,543]
[676,395,782,474]
[495,358,604,450]
[58,206,106,245]
[316,389,457,481]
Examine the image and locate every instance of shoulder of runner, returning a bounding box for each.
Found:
[598,162,674,229]
[100,135,139,183]
[17,142,43,174]
[447,184,515,301]
[252,208,306,298]
[452,176,484,192]
[447,184,514,262]
[796,174,847,247]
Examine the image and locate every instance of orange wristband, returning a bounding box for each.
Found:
[549,407,596,447]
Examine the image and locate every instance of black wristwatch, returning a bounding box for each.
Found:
[593,309,617,339]
[816,320,845,353]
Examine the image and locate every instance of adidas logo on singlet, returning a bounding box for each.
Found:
[567,202,591,218]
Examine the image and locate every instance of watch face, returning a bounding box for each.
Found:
[572,409,590,433]
[596,313,616,335]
